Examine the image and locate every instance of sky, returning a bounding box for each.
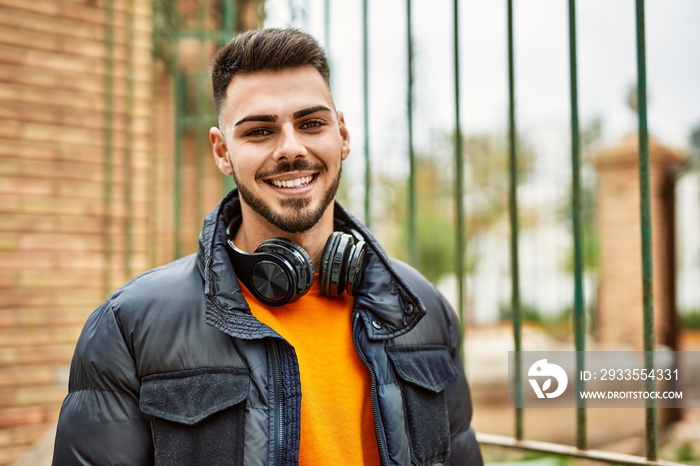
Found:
[263,0,700,206]
[262,0,700,321]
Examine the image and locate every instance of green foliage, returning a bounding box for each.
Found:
[560,221,599,273]
[498,302,544,323]
[481,444,576,465]
[675,442,697,463]
[498,303,594,341]
[461,132,536,236]
[542,305,594,341]
[557,174,599,273]
[558,117,603,275]
[680,309,700,329]
[399,210,458,283]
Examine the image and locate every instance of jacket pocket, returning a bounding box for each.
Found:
[387,345,459,466]
[140,367,249,466]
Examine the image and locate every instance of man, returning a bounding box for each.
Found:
[52,28,482,465]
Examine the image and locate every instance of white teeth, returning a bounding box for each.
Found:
[270,175,313,188]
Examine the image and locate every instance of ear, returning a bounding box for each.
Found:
[337,112,351,160]
[210,127,233,176]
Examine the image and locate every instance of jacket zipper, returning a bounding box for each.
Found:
[270,340,285,466]
[352,312,390,466]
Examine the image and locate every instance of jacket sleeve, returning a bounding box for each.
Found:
[52,301,153,465]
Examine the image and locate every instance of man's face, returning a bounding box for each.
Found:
[210,65,350,234]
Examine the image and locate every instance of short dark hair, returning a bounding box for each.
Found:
[211,28,331,115]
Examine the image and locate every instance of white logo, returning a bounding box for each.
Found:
[528,359,568,399]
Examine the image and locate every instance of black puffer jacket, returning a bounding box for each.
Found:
[52,190,483,466]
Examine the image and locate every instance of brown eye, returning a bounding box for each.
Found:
[301,120,324,130]
[246,128,272,137]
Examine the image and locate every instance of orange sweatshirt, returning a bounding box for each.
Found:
[241,279,380,465]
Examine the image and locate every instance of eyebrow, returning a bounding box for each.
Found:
[234,105,332,127]
[235,114,277,126]
[293,105,332,119]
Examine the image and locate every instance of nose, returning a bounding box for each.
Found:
[273,124,307,161]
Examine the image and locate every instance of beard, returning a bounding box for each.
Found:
[233,159,342,234]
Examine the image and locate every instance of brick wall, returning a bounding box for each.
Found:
[0,0,157,463]
[593,135,685,349]
[0,0,259,461]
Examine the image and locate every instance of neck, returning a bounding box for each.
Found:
[234,203,335,269]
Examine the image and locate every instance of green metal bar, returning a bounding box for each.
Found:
[102,0,115,297]
[406,0,417,265]
[253,0,265,28]
[506,0,523,440]
[221,0,237,194]
[152,0,159,60]
[173,65,184,259]
[567,0,586,450]
[362,0,371,227]
[452,0,466,339]
[154,29,231,41]
[149,0,160,269]
[195,3,207,227]
[634,0,658,460]
[124,0,135,280]
[222,0,235,41]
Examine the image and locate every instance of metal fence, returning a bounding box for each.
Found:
[152,0,692,464]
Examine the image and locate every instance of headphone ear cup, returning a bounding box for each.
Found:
[257,238,315,299]
[227,239,299,306]
[320,232,359,297]
[249,256,298,306]
[319,232,342,297]
[345,239,365,296]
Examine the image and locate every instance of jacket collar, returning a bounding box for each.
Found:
[198,189,426,341]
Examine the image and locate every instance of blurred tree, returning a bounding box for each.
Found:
[559,116,604,274]
[378,131,536,283]
[689,121,700,168]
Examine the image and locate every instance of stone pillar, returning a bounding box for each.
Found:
[592,134,685,349]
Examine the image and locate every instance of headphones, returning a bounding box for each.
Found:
[226,229,366,307]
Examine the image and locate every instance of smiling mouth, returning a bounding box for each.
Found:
[267,174,316,189]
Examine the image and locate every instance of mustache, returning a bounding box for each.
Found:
[256,159,326,180]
